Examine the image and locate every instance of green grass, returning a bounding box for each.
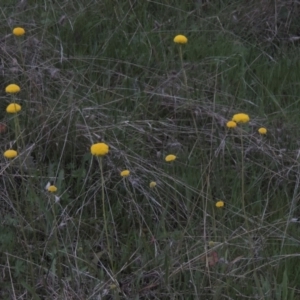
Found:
[1,0,300,299]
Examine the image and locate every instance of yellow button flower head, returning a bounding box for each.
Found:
[149,181,157,188]
[208,241,215,247]
[215,200,224,208]
[90,143,109,156]
[173,34,188,44]
[165,154,177,162]
[6,103,21,114]
[4,149,18,159]
[5,84,21,94]
[120,170,130,177]
[13,27,25,36]
[48,185,58,193]
[258,127,267,135]
[226,121,237,128]
[232,113,250,124]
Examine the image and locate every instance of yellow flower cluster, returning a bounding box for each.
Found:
[90,140,178,182]
[258,127,267,135]
[215,200,224,208]
[13,27,25,36]
[173,34,188,44]
[3,39,23,162]
[226,113,267,135]
[48,185,58,193]
[120,170,130,177]
[5,84,20,94]
[149,181,157,188]
[208,241,216,247]
[232,113,250,124]
[165,154,176,162]
[6,103,21,114]
[226,121,237,128]
[4,149,18,159]
[90,143,109,156]
[226,113,249,129]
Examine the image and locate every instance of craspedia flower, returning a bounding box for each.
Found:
[90,142,109,156]
[232,113,250,124]
[48,185,58,193]
[149,181,157,188]
[165,154,177,162]
[6,103,21,114]
[5,84,20,94]
[13,27,25,36]
[120,170,130,177]
[258,127,267,135]
[173,34,188,44]
[215,200,224,208]
[208,241,215,247]
[4,149,18,159]
[226,120,237,128]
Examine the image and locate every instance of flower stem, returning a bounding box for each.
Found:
[51,197,62,290]
[178,45,188,88]
[99,157,112,265]
[13,113,24,149]
[240,130,263,296]
[240,131,248,229]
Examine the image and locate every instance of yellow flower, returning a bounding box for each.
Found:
[90,143,109,156]
[6,103,21,114]
[165,154,177,162]
[120,170,130,177]
[13,27,25,36]
[4,149,18,159]
[208,241,215,247]
[48,185,58,193]
[173,34,188,44]
[232,113,250,124]
[258,127,267,135]
[226,121,237,128]
[215,201,224,208]
[5,84,21,94]
[149,181,157,188]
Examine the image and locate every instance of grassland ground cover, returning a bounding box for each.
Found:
[1,0,300,299]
